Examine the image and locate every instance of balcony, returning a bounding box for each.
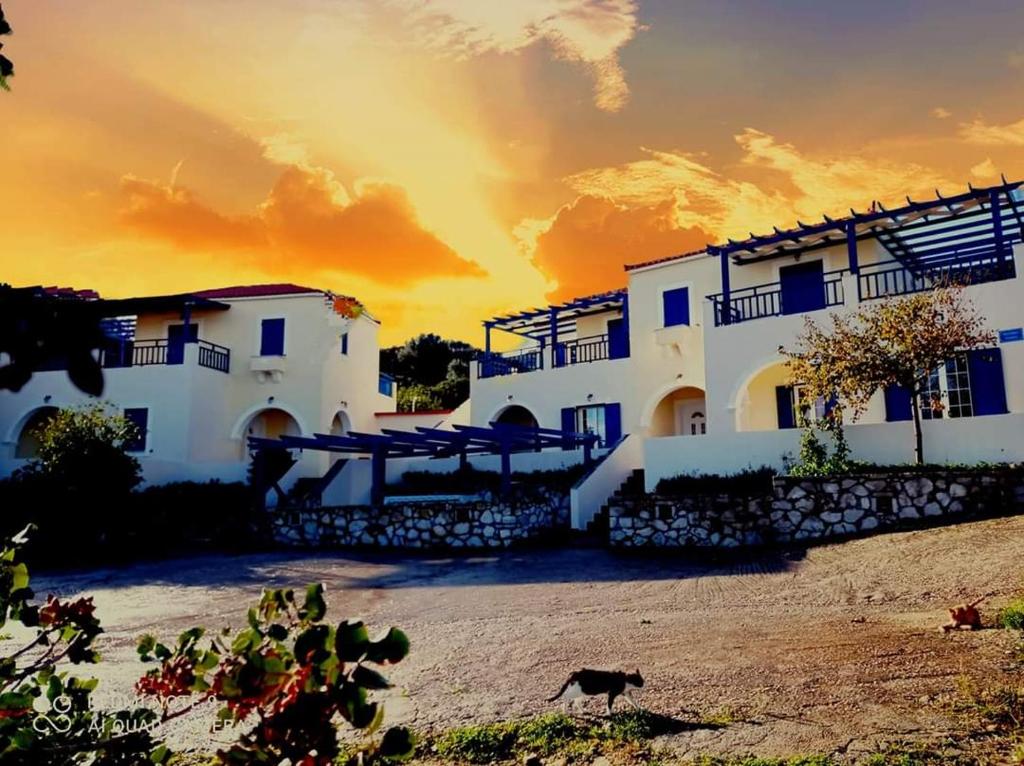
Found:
[857,252,1016,301]
[476,333,627,379]
[708,269,846,326]
[75,338,231,373]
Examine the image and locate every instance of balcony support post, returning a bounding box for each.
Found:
[991,188,1006,271]
[499,439,512,496]
[622,292,631,356]
[549,308,559,367]
[370,446,386,506]
[718,249,732,326]
[846,220,859,274]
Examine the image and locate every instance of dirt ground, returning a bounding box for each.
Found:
[34,514,1024,760]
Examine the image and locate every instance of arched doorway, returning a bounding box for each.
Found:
[493,404,539,429]
[14,407,58,458]
[242,408,302,457]
[649,387,706,437]
[330,411,352,438]
[735,361,792,431]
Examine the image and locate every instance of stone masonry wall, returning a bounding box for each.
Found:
[609,469,1024,548]
[272,487,569,550]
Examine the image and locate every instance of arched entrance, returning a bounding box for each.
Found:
[330,411,352,438]
[493,404,539,429]
[649,387,706,437]
[14,407,58,458]
[735,361,792,432]
[241,408,302,457]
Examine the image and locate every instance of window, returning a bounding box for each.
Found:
[260,318,285,356]
[662,286,690,327]
[340,332,349,355]
[689,412,706,435]
[123,408,148,453]
[777,385,835,429]
[575,405,607,447]
[920,354,973,420]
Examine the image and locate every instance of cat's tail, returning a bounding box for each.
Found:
[546,678,571,702]
[969,593,995,608]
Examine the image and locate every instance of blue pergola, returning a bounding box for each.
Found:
[484,289,627,347]
[709,178,1023,324]
[248,422,599,506]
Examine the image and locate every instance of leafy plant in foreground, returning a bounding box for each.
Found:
[137,584,414,765]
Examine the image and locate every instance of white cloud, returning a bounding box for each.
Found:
[391,0,640,111]
[931,106,951,119]
[971,158,998,178]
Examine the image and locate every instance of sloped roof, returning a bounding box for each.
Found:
[192,283,322,299]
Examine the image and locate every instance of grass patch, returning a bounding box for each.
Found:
[948,675,1024,737]
[429,709,687,763]
[997,598,1024,630]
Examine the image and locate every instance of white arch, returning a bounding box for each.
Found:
[487,401,541,428]
[5,405,59,445]
[729,354,791,432]
[330,409,353,435]
[638,382,706,430]
[230,403,309,440]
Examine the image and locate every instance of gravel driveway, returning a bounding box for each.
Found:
[34,514,1024,759]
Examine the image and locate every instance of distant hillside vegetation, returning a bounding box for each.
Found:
[380,334,479,413]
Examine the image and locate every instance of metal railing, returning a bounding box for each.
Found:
[477,348,543,379]
[95,338,230,373]
[708,269,846,326]
[857,252,1016,301]
[554,334,610,367]
[197,340,231,373]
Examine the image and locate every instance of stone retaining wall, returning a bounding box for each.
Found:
[272,488,569,550]
[609,469,1024,548]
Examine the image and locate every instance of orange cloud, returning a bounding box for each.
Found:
[394,0,640,111]
[118,166,485,285]
[531,195,711,301]
[959,116,1024,147]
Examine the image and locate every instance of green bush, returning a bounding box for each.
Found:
[997,598,1024,630]
[656,467,775,497]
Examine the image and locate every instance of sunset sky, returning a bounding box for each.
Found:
[3,1,1024,344]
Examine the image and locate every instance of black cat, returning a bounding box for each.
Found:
[547,668,644,715]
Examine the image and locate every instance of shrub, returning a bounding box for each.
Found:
[137,584,414,765]
[997,598,1024,630]
[656,467,775,497]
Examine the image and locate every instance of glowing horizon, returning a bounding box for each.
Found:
[3,1,1024,345]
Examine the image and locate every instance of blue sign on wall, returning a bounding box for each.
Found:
[999,327,1024,343]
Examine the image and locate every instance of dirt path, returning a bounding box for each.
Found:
[35,515,1024,759]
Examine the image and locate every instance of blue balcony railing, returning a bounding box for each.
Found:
[708,269,846,326]
[857,252,1016,301]
[92,338,230,373]
[477,348,543,379]
[554,334,609,367]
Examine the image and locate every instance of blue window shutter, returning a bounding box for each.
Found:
[775,385,796,429]
[560,407,576,450]
[341,332,349,355]
[967,348,1008,416]
[123,408,148,452]
[662,287,690,327]
[604,403,623,445]
[607,318,628,359]
[260,318,285,356]
[884,384,913,422]
[779,260,826,315]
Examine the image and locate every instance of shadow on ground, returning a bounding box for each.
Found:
[34,544,807,596]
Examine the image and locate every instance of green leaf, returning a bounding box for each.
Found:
[150,744,171,764]
[300,583,326,622]
[294,624,330,666]
[379,726,416,759]
[365,627,410,665]
[351,665,390,690]
[335,620,370,662]
[137,633,156,660]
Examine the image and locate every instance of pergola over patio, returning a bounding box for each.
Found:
[478,289,629,378]
[248,422,600,506]
[705,178,1024,325]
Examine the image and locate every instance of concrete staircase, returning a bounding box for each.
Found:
[575,468,645,546]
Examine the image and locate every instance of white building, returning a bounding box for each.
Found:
[469,181,1024,527]
[0,284,396,488]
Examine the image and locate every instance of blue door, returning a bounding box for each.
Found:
[166,323,198,365]
[607,318,629,359]
[780,260,825,315]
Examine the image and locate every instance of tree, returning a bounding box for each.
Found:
[782,286,995,465]
[15,404,142,496]
[0,4,12,91]
[381,333,478,411]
